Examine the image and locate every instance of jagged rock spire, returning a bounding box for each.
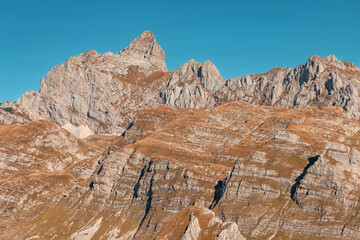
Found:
[119,30,167,71]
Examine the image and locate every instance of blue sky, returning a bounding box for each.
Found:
[1,0,359,102]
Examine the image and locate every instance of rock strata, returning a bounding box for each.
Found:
[7,31,360,137]
[1,31,360,240]
[16,102,360,239]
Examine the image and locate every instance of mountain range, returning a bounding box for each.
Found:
[1,31,360,239]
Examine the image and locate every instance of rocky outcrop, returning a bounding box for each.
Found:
[14,32,171,135]
[162,54,360,122]
[181,213,201,240]
[8,31,360,138]
[16,101,360,239]
[159,53,360,124]
[160,59,226,109]
[2,31,360,240]
[0,120,104,239]
[119,30,167,71]
[156,206,245,240]
[0,101,30,125]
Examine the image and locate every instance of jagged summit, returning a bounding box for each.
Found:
[1,28,360,135]
[3,30,360,240]
[324,54,340,62]
[160,59,226,109]
[119,30,167,71]
[306,54,359,72]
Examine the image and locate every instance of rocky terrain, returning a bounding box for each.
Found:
[1,31,360,239]
[2,31,360,136]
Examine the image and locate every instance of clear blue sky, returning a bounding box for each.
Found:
[1,0,359,102]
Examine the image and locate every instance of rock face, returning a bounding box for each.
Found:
[8,31,360,136]
[13,31,171,134]
[0,101,29,125]
[1,31,360,240]
[0,120,104,239]
[13,102,360,239]
[160,59,226,109]
[119,30,167,71]
[162,54,360,120]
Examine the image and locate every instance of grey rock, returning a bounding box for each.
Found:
[119,30,167,71]
[0,101,29,125]
[180,213,201,240]
[160,59,224,109]
[15,31,169,135]
[215,222,246,240]
[9,29,360,140]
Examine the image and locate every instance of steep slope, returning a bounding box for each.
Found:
[162,55,360,119]
[1,31,360,240]
[23,101,360,239]
[0,120,104,239]
[160,59,226,109]
[119,30,167,71]
[2,31,359,136]
[12,31,171,135]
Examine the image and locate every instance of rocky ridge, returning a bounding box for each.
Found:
[3,31,171,135]
[1,31,360,137]
[20,101,360,239]
[0,31,360,239]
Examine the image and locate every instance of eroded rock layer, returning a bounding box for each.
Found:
[1,32,360,136]
[14,102,360,240]
[1,31,360,240]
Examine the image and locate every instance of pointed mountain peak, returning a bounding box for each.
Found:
[307,55,322,62]
[324,54,340,63]
[202,60,218,70]
[200,60,222,80]
[139,30,155,39]
[304,55,325,71]
[305,55,326,67]
[119,30,167,71]
[324,54,347,70]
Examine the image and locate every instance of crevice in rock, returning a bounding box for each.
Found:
[341,224,346,235]
[210,180,225,209]
[97,164,103,175]
[325,78,334,95]
[290,155,320,207]
[135,167,156,238]
[121,119,134,137]
[144,176,154,218]
[132,164,147,201]
[210,171,233,209]
[143,174,154,220]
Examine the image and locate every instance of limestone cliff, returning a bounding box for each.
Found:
[3,31,360,138]
[12,102,360,239]
[1,31,360,240]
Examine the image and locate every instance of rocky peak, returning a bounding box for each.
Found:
[165,59,225,90]
[160,59,225,109]
[119,30,167,71]
[4,27,360,137]
[304,54,359,72]
[199,60,226,91]
[166,59,201,87]
[304,55,325,74]
[324,54,345,69]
